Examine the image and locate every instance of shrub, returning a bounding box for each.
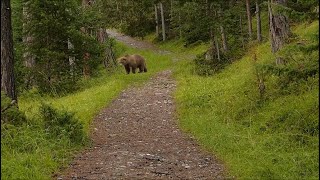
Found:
[39,103,85,143]
[1,92,26,125]
[194,52,229,76]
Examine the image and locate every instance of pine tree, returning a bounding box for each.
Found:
[1,0,17,102]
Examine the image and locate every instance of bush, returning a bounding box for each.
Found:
[39,103,85,143]
[257,41,319,94]
[194,52,229,76]
[1,92,26,125]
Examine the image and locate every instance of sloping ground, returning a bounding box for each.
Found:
[172,21,319,179]
[59,70,224,179]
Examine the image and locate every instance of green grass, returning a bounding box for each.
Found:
[2,18,318,180]
[171,21,319,179]
[1,42,173,180]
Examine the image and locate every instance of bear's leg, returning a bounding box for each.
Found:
[138,65,143,73]
[132,67,136,74]
[125,65,130,74]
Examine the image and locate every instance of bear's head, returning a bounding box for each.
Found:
[117,56,128,65]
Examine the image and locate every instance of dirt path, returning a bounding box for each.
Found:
[58,31,225,179]
[106,29,171,55]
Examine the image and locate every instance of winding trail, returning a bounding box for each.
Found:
[58,30,225,179]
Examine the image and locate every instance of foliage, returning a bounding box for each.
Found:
[193,52,228,76]
[23,0,104,95]
[1,92,26,125]
[97,0,155,38]
[1,42,173,180]
[39,103,85,143]
[172,21,319,179]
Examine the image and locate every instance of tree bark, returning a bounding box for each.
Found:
[256,0,262,42]
[239,15,245,49]
[97,28,116,70]
[1,0,17,102]
[160,2,166,41]
[67,39,75,78]
[81,0,91,78]
[154,4,159,37]
[220,25,228,52]
[178,11,182,39]
[22,2,35,88]
[246,0,253,40]
[170,0,173,20]
[268,0,290,65]
[214,29,221,61]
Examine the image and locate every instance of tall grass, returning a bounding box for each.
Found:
[1,42,173,180]
[172,21,319,179]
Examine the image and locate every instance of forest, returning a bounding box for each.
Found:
[1,0,319,179]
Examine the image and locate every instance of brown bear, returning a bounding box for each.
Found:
[117,54,147,74]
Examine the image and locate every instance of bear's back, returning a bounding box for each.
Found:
[129,54,145,64]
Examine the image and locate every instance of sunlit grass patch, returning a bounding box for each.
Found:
[2,42,172,180]
[172,21,319,179]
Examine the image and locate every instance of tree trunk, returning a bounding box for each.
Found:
[1,0,17,102]
[170,0,173,20]
[82,0,91,6]
[178,11,182,39]
[154,4,159,37]
[22,2,35,88]
[81,0,91,78]
[246,0,253,40]
[268,0,290,64]
[67,39,75,78]
[220,25,228,52]
[214,30,221,61]
[97,28,116,70]
[256,0,262,42]
[160,2,166,41]
[206,28,215,61]
[105,33,117,67]
[239,15,245,49]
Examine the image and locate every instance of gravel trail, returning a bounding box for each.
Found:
[58,30,225,180]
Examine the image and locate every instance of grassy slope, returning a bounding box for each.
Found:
[1,43,172,180]
[170,21,319,179]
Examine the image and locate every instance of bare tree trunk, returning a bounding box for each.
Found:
[160,2,166,41]
[170,0,173,20]
[22,3,35,88]
[179,11,182,39]
[1,0,17,102]
[256,0,262,42]
[67,39,75,79]
[216,8,227,52]
[105,31,117,66]
[268,0,290,64]
[246,0,253,40]
[206,28,215,60]
[97,28,116,70]
[82,0,91,78]
[154,4,159,37]
[214,31,221,61]
[239,15,245,49]
[220,25,228,52]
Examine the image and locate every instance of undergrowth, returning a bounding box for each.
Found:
[1,41,172,180]
[171,21,319,179]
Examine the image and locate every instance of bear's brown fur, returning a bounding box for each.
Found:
[117,54,147,74]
